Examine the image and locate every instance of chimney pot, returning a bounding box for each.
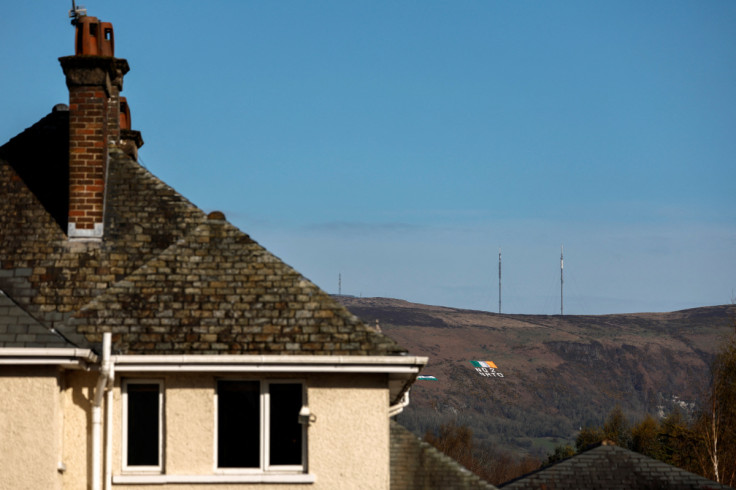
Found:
[74,17,115,57]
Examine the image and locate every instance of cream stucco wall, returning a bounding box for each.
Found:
[108,372,391,490]
[3,367,393,490]
[308,373,390,489]
[62,370,97,490]
[0,366,63,490]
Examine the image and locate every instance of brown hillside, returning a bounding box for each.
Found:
[336,296,736,458]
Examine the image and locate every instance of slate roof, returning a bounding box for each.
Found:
[500,442,732,490]
[390,421,497,490]
[0,290,68,347]
[0,110,406,356]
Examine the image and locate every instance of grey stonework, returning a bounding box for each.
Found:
[0,291,68,347]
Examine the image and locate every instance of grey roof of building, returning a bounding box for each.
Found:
[0,110,406,357]
[0,290,68,347]
[390,421,497,490]
[500,443,732,490]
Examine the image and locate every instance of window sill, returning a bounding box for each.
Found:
[113,473,315,485]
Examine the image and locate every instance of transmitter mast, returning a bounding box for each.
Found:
[560,245,564,316]
[498,248,502,314]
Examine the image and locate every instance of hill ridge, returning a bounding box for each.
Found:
[336,295,735,458]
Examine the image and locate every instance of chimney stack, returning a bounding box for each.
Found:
[119,97,144,161]
[59,14,131,239]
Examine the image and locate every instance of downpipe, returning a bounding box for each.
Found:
[92,333,114,490]
[104,361,115,490]
[388,389,410,418]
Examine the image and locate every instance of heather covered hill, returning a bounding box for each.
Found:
[336,296,736,458]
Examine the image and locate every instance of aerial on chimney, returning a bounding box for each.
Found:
[69,0,87,25]
[68,1,114,57]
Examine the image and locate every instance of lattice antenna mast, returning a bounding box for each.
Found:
[69,0,87,25]
[498,248,502,314]
[560,245,564,316]
[338,273,342,297]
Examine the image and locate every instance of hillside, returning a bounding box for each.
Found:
[336,296,736,458]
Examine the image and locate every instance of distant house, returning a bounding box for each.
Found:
[500,441,731,490]
[0,12,457,490]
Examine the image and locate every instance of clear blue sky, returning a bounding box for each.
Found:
[2,1,735,314]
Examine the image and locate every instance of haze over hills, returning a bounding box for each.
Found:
[336,295,736,458]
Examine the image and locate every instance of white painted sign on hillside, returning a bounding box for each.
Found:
[470,360,505,378]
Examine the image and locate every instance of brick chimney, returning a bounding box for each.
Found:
[58,14,129,239]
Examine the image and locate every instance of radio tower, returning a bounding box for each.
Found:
[560,245,564,316]
[498,248,502,314]
[338,273,342,297]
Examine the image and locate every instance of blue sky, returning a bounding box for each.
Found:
[2,1,735,314]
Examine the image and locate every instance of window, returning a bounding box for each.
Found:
[123,380,163,472]
[217,380,260,468]
[216,380,305,472]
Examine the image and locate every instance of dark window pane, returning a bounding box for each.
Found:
[269,383,303,466]
[127,384,159,466]
[218,381,260,468]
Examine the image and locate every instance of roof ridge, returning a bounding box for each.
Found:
[106,149,207,226]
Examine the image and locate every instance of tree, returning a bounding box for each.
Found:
[547,320,736,485]
[692,330,736,486]
[544,444,575,466]
[603,405,631,448]
[424,421,475,470]
[657,408,697,471]
[575,426,604,452]
[424,421,542,485]
[630,414,662,459]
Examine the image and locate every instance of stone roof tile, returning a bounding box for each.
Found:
[71,218,406,355]
[0,290,70,347]
[1,143,207,348]
[500,443,731,490]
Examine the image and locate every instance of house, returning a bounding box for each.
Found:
[500,441,732,490]
[0,11,437,489]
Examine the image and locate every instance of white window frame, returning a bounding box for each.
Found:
[122,379,164,474]
[214,379,307,474]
